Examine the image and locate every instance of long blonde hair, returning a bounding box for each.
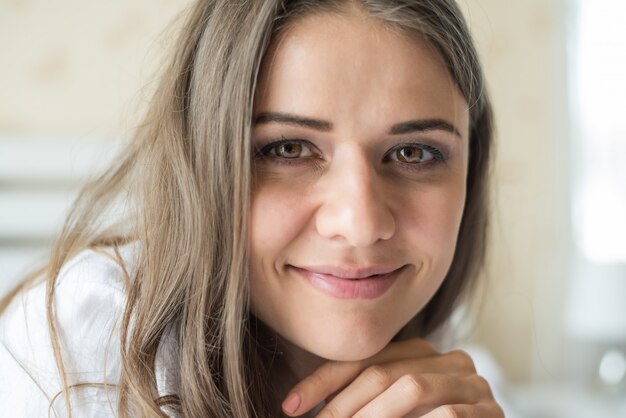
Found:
[1,1,493,417]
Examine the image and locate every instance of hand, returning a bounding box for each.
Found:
[280,338,505,417]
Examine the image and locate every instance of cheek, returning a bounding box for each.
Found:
[248,182,315,330]
[419,187,465,240]
[389,180,466,326]
[397,177,466,269]
[249,182,311,265]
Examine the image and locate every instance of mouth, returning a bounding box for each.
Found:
[288,264,407,299]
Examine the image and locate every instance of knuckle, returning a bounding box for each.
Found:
[398,374,430,400]
[362,364,394,389]
[470,374,491,393]
[447,349,476,372]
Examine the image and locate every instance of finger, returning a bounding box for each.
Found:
[283,338,468,416]
[314,360,485,417]
[367,338,439,366]
[312,364,396,418]
[348,374,482,418]
[445,350,477,374]
[418,402,505,418]
[282,360,361,416]
[383,349,477,378]
[356,342,478,377]
[282,339,439,416]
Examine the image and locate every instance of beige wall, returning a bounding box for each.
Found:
[459,0,569,382]
[0,0,570,384]
[0,0,192,135]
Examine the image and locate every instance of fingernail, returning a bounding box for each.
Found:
[282,392,301,414]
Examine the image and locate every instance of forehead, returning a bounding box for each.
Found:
[255,11,469,137]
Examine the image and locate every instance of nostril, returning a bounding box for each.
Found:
[314,201,395,247]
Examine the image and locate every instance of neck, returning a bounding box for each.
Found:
[276,334,326,383]
[249,315,328,415]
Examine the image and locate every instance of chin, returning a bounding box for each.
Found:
[300,326,395,362]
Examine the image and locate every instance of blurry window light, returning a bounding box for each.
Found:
[573,0,626,263]
[599,349,626,386]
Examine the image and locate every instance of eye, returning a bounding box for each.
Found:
[274,142,306,158]
[387,144,441,164]
[256,139,317,159]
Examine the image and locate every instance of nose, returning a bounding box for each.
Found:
[314,149,396,247]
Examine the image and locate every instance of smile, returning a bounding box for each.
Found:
[289,265,406,300]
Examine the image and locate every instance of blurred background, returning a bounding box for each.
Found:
[1,0,624,416]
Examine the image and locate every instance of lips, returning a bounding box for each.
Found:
[289,264,406,299]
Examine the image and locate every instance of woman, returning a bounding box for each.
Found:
[0,0,501,417]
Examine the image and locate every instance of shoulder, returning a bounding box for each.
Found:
[1,242,140,353]
[0,242,140,415]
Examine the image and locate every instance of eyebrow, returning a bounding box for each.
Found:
[254,112,333,131]
[253,112,462,138]
[389,119,462,138]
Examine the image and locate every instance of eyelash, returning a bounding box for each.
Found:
[254,138,447,171]
[254,138,320,165]
[385,142,446,167]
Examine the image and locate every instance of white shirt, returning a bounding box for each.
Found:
[0,243,180,417]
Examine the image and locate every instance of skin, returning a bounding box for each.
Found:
[249,8,503,418]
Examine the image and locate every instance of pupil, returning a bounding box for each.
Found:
[401,147,422,162]
[280,143,300,157]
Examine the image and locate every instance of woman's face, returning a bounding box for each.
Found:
[249,11,469,362]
